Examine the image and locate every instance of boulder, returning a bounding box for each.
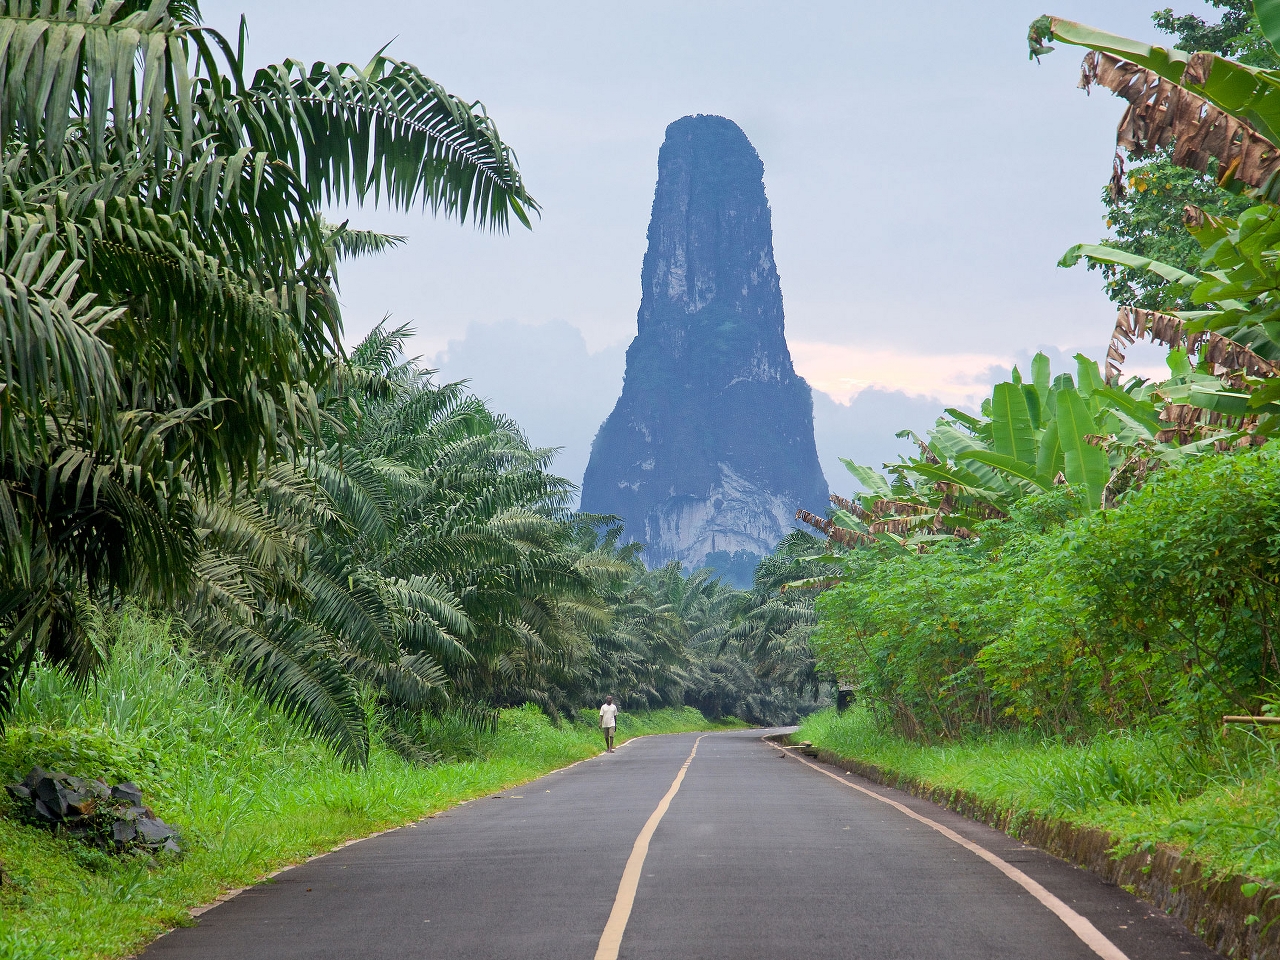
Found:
[6,768,180,855]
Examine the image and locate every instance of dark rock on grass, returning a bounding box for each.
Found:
[6,768,180,855]
[135,817,177,845]
[111,782,143,805]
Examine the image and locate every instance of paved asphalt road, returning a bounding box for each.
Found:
[144,729,1220,960]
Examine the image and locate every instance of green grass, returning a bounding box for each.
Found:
[798,707,1280,882]
[0,612,739,960]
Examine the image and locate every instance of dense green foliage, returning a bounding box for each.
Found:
[791,8,1280,918]
[817,350,1236,560]
[179,320,626,763]
[0,0,533,732]
[0,1,816,769]
[814,447,1280,741]
[1091,150,1254,310]
[581,529,828,726]
[1153,0,1280,67]
[0,613,735,960]
[810,3,1280,749]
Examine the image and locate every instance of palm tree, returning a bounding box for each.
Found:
[591,557,696,711]
[0,0,536,722]
[729,532,830,700]
[583,550,820,726]
[319,324,608,715]
[187,322,624,763]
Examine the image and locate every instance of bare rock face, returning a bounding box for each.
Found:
[580,115,828,583]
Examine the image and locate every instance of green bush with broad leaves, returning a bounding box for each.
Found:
[813,447,1280,740]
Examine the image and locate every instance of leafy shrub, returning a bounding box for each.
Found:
[814,448,1280,740]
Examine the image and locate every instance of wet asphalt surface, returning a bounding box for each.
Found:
[143,728,1220,959]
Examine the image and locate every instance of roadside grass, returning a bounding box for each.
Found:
[798,708,1280,882]
[0,612,740,960]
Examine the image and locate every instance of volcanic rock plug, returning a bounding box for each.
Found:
[580,115,828,583]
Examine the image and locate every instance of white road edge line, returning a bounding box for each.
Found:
[767,739,1130,960]
[595,735,706,960]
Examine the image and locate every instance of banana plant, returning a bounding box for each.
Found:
[801,353,1216,557]
[1062,207,1280,427]
[1035,4,1280,433]
[914,355,1141,510]
[1027,12,1280,186]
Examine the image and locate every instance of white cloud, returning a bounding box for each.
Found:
[791,341,1012,407]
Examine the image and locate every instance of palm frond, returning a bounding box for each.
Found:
[238,54,538,229]
[195,612,367,765]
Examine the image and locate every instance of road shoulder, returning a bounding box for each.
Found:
[773,736,1222,960]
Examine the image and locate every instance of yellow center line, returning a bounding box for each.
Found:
[769,739,1130,960]
[594,735,706,960]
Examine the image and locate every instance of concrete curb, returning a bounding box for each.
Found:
[786,737,1280,960]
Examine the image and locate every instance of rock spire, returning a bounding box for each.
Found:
[580,115,828,582]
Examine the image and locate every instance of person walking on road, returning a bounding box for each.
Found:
[600,696,619,752]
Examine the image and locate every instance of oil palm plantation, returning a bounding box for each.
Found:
[315,324,612,742]
[581,549,821,726]
[0,0,535,726]
[727,532,829,700]
[185,321,633,764]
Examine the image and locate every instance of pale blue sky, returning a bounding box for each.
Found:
[202,0,1207,491]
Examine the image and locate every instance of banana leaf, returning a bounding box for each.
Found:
[1259,0,1280,55]
[990,382,1037,465]
[1100,407,1158,443]
[1094,385,1162,434]
[1037,16,1280,145]
[841,459,891,498]
[1033,16,1190,76]
[944,407,984,431]
[955,451,1052,491]
[1188,387,1260,416]
[1023,384,1043,431]
[1060,244,1199,288]
[1036,420,1064,480]
[1055,387,1109,509]
[897,461,1011,507]
[830,509,867,531]
[1075,354,1106,399]
[1032,353,1052,407]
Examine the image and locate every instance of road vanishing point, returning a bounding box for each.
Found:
[144,729,1219,960]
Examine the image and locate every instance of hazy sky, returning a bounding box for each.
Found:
[202,0,1205,492]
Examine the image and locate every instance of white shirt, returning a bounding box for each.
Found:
[600,703,618,728]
